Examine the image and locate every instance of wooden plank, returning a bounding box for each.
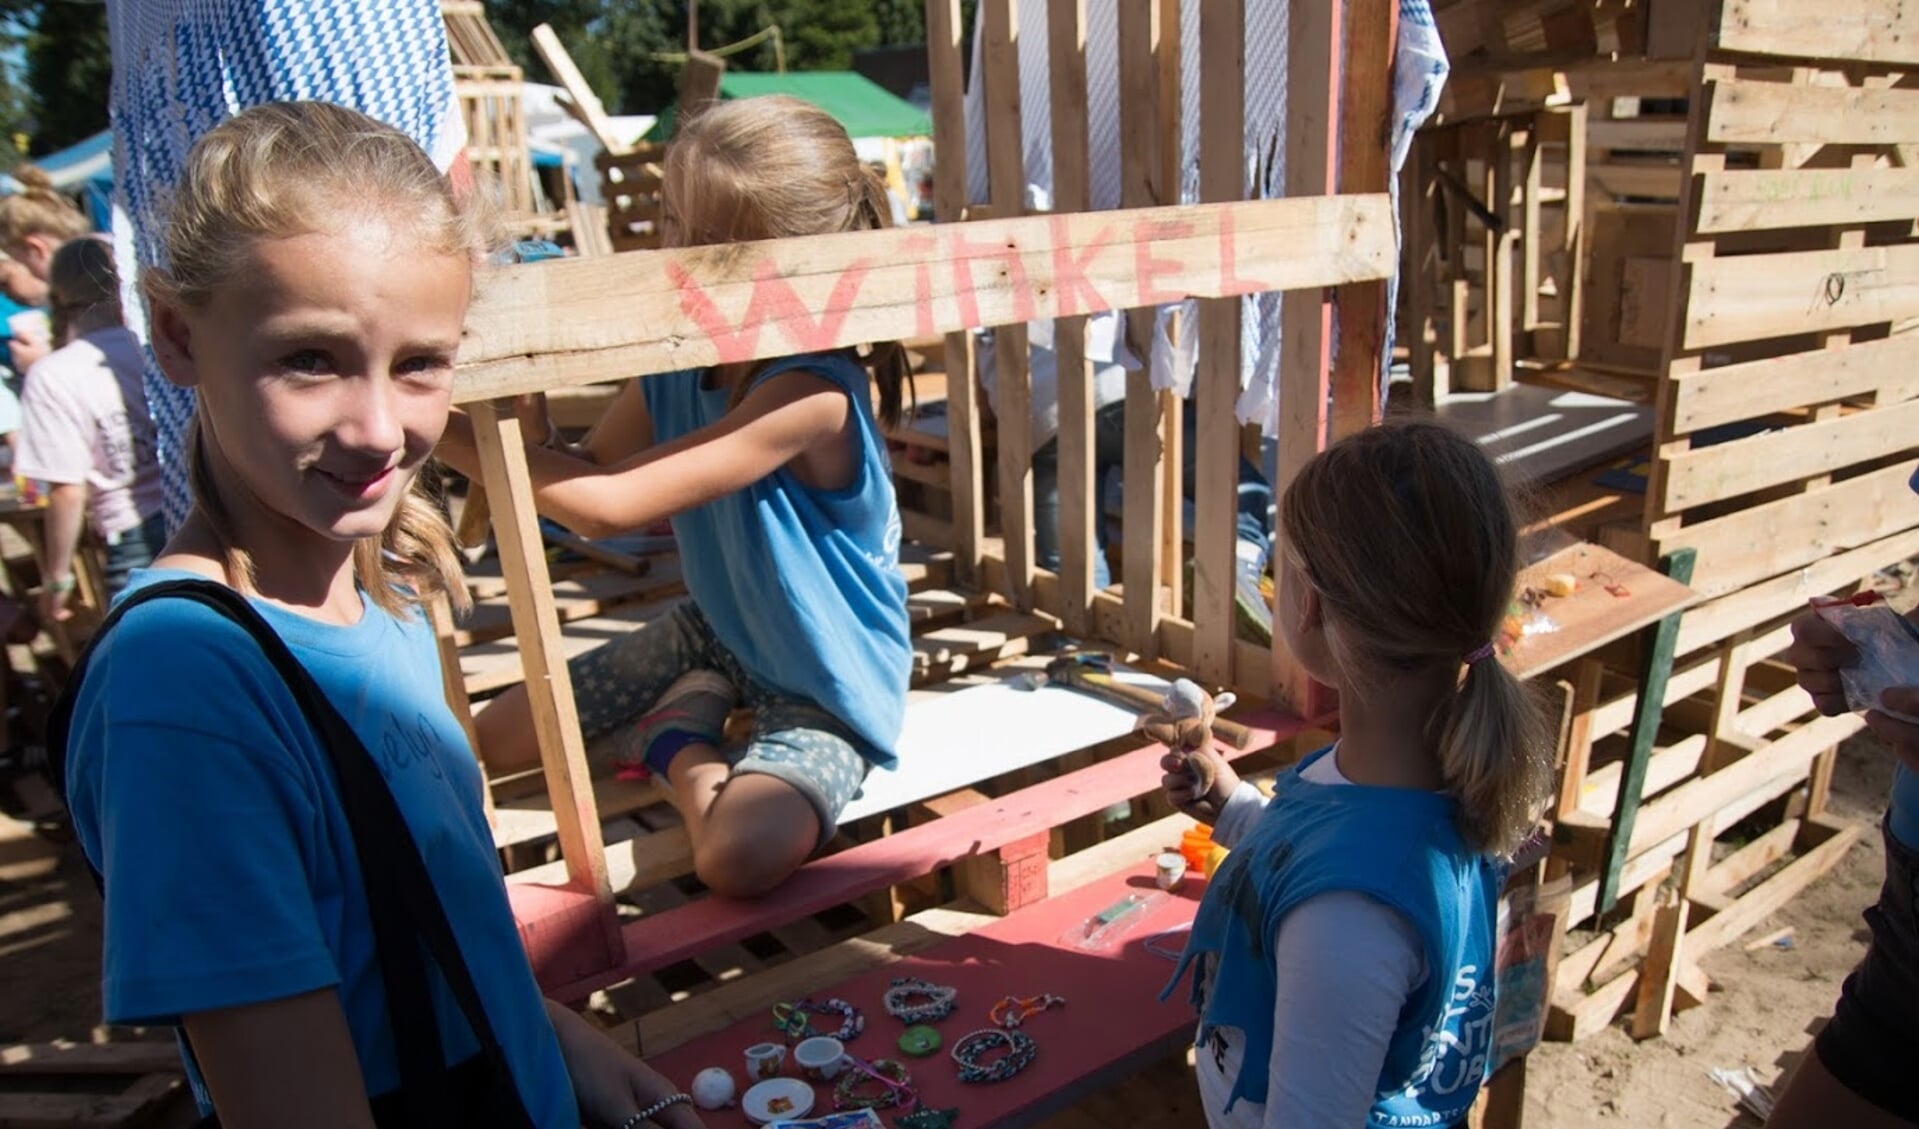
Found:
[925,0,985,585]
[1331,0,1396,437]
[530,24,625,155]
[1588,118,1689,151]
[1686,818,1863,952]
[1707,78,1919,147]
[1051,0,1096,636]
[1590,162,1684,201]
[470,402,615,915]
[1676,527,1919,654]
[454,194,1397,402]
[1655,460,1919,599]
[1119,0,1168,657]
[1698,817,1801,900]
[1698,167,1919,234]
[1662,398,1919,512]
[984,0,1035,610]
[1599,549,1696,914]
[1670,333,1919,434]
[1193,0,1246,686]
[545,708,1309,1000]
[1715,0,1919,65]
[1274,0,1340,714]
[1683,243,1919,352]
[0,1043,182,1076]
[0,1072,183,1128]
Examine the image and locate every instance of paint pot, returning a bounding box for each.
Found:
[794,1035,850,1081]
[1154,851,1188,891]
[744,1041,787,1081]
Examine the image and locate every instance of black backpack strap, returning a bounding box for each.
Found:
[50,580,534,1128]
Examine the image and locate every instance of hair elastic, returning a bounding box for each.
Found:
[1463,642,1497,665]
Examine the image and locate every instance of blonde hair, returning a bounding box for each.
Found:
[47,236,120,346]
[1279,420,1553,856]
[145,101,480,617]
[668,95,914,427]
[0,166,92,250]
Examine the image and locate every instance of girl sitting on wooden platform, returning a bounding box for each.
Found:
[1160,420,1555,1128]
[439,95,913,900]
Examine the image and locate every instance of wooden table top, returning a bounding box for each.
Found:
[1504,540,1696,681]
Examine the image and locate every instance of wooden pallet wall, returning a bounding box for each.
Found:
[1545,0,1919,1040]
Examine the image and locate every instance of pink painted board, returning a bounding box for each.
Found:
[649,862,1210,1129]
[535,707,1305,999]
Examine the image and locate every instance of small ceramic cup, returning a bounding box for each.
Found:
[744,1041,787,1081]
[1154,851,1188,891]
[793,1035,849,1082]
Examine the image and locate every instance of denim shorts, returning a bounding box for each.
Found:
[568,600,869,846]
[1813,818,1919,1121]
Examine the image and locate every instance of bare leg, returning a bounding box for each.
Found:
[473,684,542,776]
[1767,1045,1917,1129]
[667,745,820,898]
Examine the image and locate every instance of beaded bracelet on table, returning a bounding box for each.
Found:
[772,997,865,1042]
[988,993,1065,1029]
[883,977,959,1024]
[951,1028,1037,1084]
[833,1055,915,1111]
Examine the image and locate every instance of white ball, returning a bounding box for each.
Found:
[691,1066,736,1110]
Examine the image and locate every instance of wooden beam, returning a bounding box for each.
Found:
[1662,397,1919,512]
[1050,0,1096,636]
[1683,242,1919,353]
[1714,0,1919,66]
[1707,78,1919,147]
[1674,527,1919,654]
[1193,0,1246,686]
[1698,167,1919,234]
[530,24,626,156]
[983,0,1034,610]
[1686,818,1863,952]
[1669,333,1919,434]
[1273,0,1341,714]
[1331,0,1396,437]
[1119,0,1170,657]
[925,0,985,586]
[454,194,1397,401]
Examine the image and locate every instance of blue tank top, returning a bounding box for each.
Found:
[641,351,910,766]
[1162,748,1502,1127]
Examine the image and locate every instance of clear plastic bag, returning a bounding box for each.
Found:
[1810,593,1919,724]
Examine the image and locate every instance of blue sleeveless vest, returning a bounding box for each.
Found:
[1161,748,1502,1127]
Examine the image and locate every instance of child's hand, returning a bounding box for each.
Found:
[545,1001,705,1128]
[1160,745,1238,825]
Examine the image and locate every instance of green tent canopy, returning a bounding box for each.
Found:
[646,71,932,142]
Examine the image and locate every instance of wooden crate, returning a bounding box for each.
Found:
[595,144,668,253]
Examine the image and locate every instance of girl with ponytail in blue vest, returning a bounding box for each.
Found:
[1160,420,1555,1129]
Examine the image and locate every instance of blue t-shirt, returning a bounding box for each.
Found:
[65,570,576,1123]
[641,351,911,765]
[1163,748,1501,1127]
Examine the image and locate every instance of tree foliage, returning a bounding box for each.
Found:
[22,0,109,154]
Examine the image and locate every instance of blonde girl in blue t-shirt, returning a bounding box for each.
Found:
[438,95,913,900]
[64,102,702,1129]
[1161,420,1555,1129]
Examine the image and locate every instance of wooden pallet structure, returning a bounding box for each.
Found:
[440,1,570,240]
[0,1042,188,1129]
[1539,0,1917,1041]
[437,0,1400,1114]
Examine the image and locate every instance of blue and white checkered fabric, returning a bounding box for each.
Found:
[107,0,462,533]
[961,0,1447,435]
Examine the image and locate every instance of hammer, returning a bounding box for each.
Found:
[1014,654,1255,750]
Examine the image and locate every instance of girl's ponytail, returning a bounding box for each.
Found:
[1432,653,1554,856]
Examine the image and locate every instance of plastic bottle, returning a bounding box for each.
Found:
[1179,823,1215,874]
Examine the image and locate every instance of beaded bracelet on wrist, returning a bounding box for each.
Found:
[833,1056,915,1111]
[882,976,958,1024]
[951,1027,1037,1084]
[618,1092,692,1128]
[772,997,865,1042]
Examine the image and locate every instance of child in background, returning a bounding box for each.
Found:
[1160,420,1554,1129]
[438,95,913,899]
[14,236,164,618]
[0,166,92,373]
[62,103,700,1129]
